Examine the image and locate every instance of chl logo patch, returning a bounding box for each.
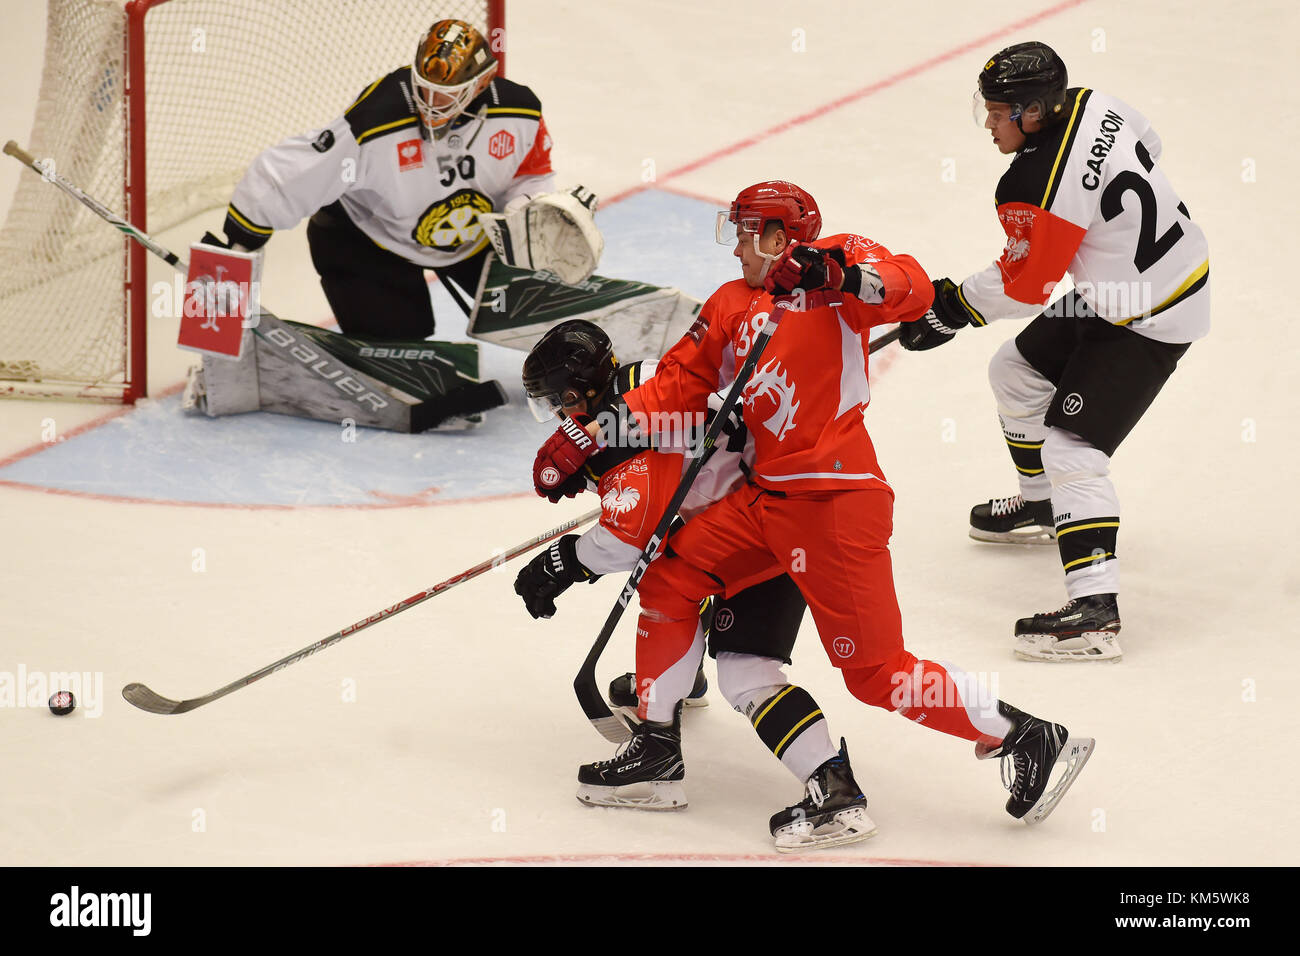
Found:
[713,608,735,632]
[832,636,855,658]
[1062,392,1084,415]
[312,129,335,153]
[397,139,423,171]
[488,129,516,160]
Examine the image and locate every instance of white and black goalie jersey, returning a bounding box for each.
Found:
[959,88,1209,344]
[223,70,555,269]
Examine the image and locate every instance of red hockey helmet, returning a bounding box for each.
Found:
[716,181,822,245]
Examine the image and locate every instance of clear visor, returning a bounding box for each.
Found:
[972,90,1020,128]
[525,386,586,423]
[715,211,765,245]
[411,67,490,129]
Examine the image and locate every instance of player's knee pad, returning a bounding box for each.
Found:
[714,652,787,714]
[989,339,1054,421]
[1041,428,1110,487]
[636,565,703,624]
[841,650,918,711]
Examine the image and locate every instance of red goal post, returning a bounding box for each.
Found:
[0,0,506,404]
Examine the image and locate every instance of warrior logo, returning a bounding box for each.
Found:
[832,636,855,658]
[1062,392,1084,415]
[601,485,641,517]
[1005,236,1031,262]
[744,358,799,441]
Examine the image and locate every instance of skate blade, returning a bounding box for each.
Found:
[773,807,878,852]
[610,697,708,727]
[1024,736,1095,825]
[1014,631,1122,662]
[576,780,687,811]
[969,526,1056,545]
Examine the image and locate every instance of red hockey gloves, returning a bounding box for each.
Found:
[764,242,847,308]
[533,413,600,502]
[900,278,976,351]
[514,534,599,619]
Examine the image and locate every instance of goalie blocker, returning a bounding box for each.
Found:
[181,237,505,433]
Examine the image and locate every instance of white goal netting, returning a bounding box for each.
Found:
[1,0,495,400]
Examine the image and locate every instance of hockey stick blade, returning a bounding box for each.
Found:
[121,683,190,715]
[122,508,600,715]
[573,320,903,741]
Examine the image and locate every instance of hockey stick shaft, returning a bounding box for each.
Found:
[574,319,903,742]
[574,304,789,742]
[4,140,185,269]
[122,507,601,715]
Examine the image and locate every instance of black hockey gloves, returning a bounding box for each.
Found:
[900,278,976,351]
[514,534,599,619]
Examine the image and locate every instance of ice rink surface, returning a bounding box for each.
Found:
[1,0,1296,866]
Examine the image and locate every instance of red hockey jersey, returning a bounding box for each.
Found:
[623,235,933,493]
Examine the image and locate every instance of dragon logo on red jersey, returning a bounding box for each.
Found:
[744,359,800,442]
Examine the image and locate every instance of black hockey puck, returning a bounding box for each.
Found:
[49,691,76,716]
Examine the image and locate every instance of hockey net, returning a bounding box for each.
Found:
[0,0,503,402]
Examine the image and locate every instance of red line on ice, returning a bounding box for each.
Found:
[602,0,1092,205]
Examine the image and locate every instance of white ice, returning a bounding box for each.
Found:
[1,0,1296,866]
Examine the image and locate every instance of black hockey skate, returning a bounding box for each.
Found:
[1014,592,1122,662]
[969,495,1055,544]
[576,707,687,810]
[976,701,1094,824]
[769,739,877,852]
[607,667,708,725]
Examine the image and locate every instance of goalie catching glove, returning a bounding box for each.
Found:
[900,278,980,351]
[480,185,604,285]
[514,534,599,619]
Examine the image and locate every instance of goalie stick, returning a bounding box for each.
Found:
[122,508,600,715]
[2,140,505,425]
[574,321,903,742]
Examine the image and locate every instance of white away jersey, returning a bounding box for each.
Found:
[223,71,555,269]
[959,88,1209,344]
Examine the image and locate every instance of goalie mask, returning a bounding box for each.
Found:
[412,19,498,135]
[522,320,617,422]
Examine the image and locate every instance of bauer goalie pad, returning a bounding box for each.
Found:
[479,185,604,286]
[183,310,505,432]
[467,254,703,360]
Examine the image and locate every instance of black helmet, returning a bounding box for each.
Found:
[522,320,617,421]
[978,41,1068,126]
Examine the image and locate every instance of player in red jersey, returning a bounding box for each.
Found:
[534,182,1095,837]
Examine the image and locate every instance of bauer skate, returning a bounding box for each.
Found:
[576,706,687,810]
[1014,593,1122,662]
[769,739,878,852]
[969,495,1055,545]
[607,667,709,727]
[976,701,1094,825]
